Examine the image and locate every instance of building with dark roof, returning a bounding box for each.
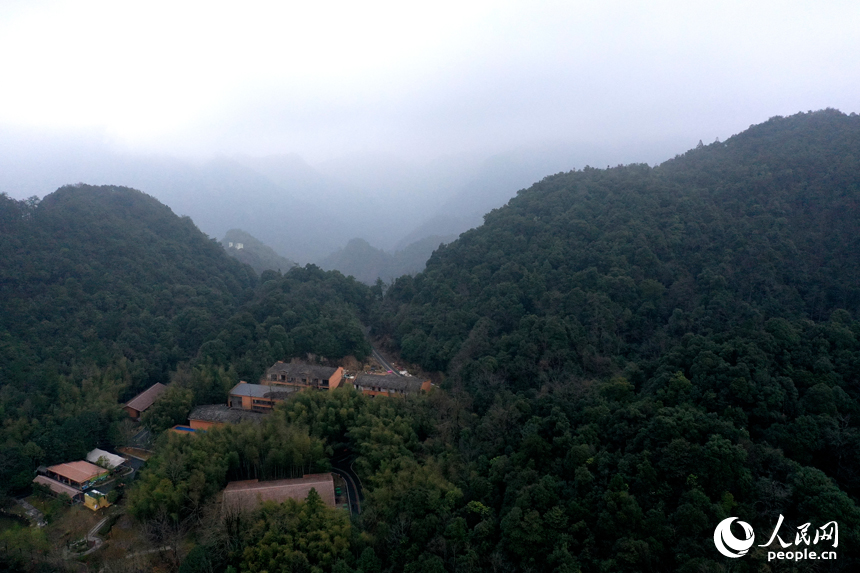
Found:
[229,382,300,412]
[262,362,344,391]
[352,373,431,397]
[222,473,336,512]
[188,404,266,430]
[124,382,167,419]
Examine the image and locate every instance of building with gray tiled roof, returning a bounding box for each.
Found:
[352,373,431,397]
[262,362,344,390]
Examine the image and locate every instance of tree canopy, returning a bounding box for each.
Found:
[5,111,860,571]
[0,186,372,495]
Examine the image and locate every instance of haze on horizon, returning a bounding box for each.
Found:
[2,0,858,162]
[1,0,858,266]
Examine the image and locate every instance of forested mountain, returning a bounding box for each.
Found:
[0,128,681,264]
[6,112,860,573]
[0,186,372,495]
[382,110,860,380]
[392,140,675,251]
[0,185,256,390]
[198,264,373,382]
[221,228,297,275]
[0,185,253,490]
[369,109,860,570]
[319,234,457,285]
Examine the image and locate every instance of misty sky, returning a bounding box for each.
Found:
[1,0,858,165]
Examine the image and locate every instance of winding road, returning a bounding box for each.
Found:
[371,346,402,376]
[332,452,363,515]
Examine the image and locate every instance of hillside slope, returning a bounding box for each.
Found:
[221,228,297,275]
[0,185,375,494]
[0,185,258,489]
[383,109,860,380]
[372,110,860,569]
[319,234,456,285]
[0,185,257,387]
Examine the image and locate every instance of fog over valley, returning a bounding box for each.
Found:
[2,1,858,274]
[0,130,686,266]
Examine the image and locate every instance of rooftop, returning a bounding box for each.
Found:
[33,475,82,498]
[189,404,266,424]
[86,448,126,470]
[47,460,109,484]
[265,362,340,380]
[125,382,167,412]
[229,382,299,400]
[353,373,425,393]
[223,473,336,511]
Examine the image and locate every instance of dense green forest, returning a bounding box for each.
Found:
[200,263,373,381]
[0,185,256,388]
[0,186,371,494]
[367,109,860,570]
[3,110,860,572]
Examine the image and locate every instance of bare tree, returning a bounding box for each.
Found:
[141,507,192,572]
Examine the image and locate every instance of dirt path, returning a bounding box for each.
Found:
[77,515,110,556]
[125,546,172,559]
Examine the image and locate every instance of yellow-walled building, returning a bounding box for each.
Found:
[84,490,110,511]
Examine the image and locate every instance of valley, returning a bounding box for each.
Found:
[1,110,859,572]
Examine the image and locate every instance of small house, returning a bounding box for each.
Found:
[123,383,167,419]
[84,490,111,511]
[228,382,299,412]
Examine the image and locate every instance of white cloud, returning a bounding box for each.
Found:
[0,0,857,159]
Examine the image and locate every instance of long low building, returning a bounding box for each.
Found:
[352,373,431,397]
[262,362,344,390]
[222,473,336,512]
[33,475,84,501]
